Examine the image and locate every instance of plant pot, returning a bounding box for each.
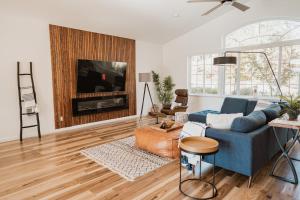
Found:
[287,111,298,121]
[162,104,171,109]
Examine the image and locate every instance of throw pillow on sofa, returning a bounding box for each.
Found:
[261,104,281,122]
[231,111,267,133]
[207,113,243,130]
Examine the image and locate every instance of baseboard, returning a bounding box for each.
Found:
[53,115,139,134]
[0,115,139,143]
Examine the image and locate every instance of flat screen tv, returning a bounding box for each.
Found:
[77,59,127,93]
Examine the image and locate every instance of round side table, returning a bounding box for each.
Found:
[179,136,219,200]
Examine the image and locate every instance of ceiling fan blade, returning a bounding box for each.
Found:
[231,2,250,11]
[187,0,220,3]
[202,3,223,16]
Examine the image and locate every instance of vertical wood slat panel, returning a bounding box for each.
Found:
[49,25,136,129]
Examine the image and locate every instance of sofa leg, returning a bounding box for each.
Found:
[248,176,253,188]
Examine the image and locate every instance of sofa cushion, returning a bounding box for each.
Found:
[220,97,249,115]
[261,104,281,122]
[207,113,243,130]
[231,111,267,133]
[188,110,220,123]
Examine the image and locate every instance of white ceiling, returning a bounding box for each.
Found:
[1,0,250,44]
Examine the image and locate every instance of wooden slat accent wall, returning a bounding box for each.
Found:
[49,25,136,129]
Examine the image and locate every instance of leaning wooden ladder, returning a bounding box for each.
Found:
[17,62,41,141]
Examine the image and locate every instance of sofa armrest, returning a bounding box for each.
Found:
[188,110,220,123]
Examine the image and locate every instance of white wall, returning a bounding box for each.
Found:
[0,12,162,142]
[162,0,300,111]
[136,41,162,116]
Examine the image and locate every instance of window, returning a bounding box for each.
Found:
[190,54,219,95]
[226,20,300,48]
[228,47,280,97]
[189,20,300,97]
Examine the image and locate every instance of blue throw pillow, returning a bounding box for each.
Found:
[262,104,281,122]
[231,111,267,133]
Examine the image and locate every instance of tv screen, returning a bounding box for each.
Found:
[77,59,127,93]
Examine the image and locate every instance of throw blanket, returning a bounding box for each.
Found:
[21,87,38,113]
[180,121,207,165]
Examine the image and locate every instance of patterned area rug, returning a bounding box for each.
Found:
[81,136,173,181]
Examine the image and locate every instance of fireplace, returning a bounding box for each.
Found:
[72,95,128,116]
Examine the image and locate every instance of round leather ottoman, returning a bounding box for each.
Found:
[135,126,181,158]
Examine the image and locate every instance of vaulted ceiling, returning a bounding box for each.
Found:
[1,0,250,44]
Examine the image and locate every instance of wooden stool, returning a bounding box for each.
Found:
[179,136,219,200]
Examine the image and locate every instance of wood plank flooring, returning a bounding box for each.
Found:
[0,117,299,200]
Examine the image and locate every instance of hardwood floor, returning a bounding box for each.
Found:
[0,117,299,200]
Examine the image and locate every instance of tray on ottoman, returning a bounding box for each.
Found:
[150,122,184,133]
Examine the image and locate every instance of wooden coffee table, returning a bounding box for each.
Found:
[135,126,181,158]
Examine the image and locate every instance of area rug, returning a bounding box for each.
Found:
[81,136,173,181]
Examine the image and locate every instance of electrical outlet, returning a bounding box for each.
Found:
[60,116,64,122]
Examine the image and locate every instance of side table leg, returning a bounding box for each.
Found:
[270,128,299,184]
[179,150,182,191]
[213,154,216,196]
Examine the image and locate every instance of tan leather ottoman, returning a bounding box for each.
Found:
[135,126,181,159]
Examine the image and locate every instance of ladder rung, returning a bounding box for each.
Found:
[20,86,32,89]
[22,112,36,115]
[19,73,31,76]
[22,125,38,128]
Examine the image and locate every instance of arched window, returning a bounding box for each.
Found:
[226,20,300,48]
[224,20,300,97]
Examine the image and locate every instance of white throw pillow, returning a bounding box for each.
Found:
[171,102,182,109]
[206,113,243,130]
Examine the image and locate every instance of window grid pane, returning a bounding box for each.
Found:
[190,54,219,95]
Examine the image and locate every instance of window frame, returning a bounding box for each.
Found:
[188,53,221,96]
[188,21,300,98]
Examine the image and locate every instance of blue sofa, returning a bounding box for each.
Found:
[188,98,293,186]
[188,97,257,123]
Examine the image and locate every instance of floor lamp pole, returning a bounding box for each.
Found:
[225,51,283,97]
[140,82,155,119]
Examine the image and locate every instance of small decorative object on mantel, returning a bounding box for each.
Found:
[280,95,300,121]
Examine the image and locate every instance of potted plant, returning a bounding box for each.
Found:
[280,95,300,121]
[152,71,175,108]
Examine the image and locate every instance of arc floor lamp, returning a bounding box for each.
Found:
[139,72,155,119]
[213,51,283,97]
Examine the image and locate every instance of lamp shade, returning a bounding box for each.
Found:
[213,56,237,65]
[139,72,151,82]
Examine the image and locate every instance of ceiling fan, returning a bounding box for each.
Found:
[187,0,250,16]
